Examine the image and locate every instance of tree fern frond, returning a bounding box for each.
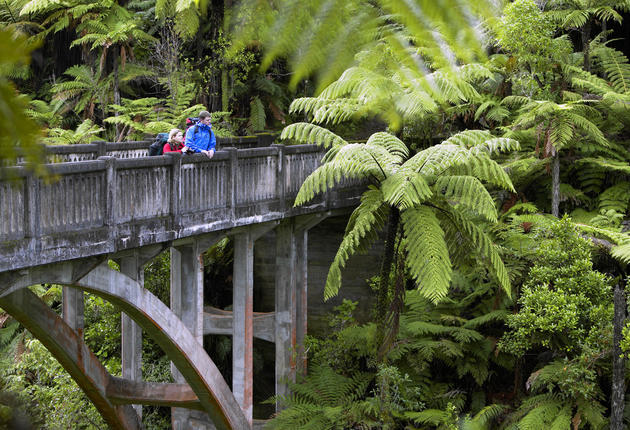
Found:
[463,310,509,329]
[406,144,469,178]
[365,132,409,164]
[381,170,432,210]
[323,188,387,300]
[435,175,498,222]
[470,155,516,192]
[280,122,347,148]
[444,208,511,297]
[402,206,452,303]
[593,45,630,94]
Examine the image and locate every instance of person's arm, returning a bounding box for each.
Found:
[184,127,201,153]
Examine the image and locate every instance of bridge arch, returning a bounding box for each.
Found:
[0,259,249,430]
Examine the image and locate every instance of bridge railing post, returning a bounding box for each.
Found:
[273,144,286,210]
[227,147,238,221]
[166,152,182,230]
[99,156,117,234]
[24,172,41,239]
[95,141,107,158]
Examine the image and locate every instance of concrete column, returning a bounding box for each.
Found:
[295,227,309,375]
[170,245,204,379]
[119,255,143,419]
[62,287,84,336]
[170,244,205,429]
[233,231,254,424]
[274,221,297,405]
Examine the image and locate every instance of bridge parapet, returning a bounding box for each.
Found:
[14,134,275,164]
[1,144,360,272]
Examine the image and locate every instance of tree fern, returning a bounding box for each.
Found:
[402,206,453,303]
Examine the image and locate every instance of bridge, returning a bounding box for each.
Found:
[0,138,363,429]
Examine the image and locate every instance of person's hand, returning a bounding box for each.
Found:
[204,149,215,159]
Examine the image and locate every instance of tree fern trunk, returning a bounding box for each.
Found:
[376,208,399,348]
[113,49,121,140]
[582,21,591,73]
[221,0,232,111]
[551,151,560,217]
[611,281,626,430]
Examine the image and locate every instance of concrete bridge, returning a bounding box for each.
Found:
[0,140,363,429]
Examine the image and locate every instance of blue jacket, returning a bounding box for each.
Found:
[185,122,216,153]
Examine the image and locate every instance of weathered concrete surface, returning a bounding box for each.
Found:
[0,260,249,429]
[0,145,362,273]
[119,254,144,419]
[232,231,255,424]
[170,242,207,428]
[203,306,275,342]
[107,377,202,410]
[76,263,250,430]
[0,288,141,430]
[254,214,381,336]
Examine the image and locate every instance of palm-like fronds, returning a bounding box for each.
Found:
[266,364,372,430]
[234,0,498,93]
[293,127,515,303]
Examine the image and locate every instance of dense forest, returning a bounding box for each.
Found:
[4,0,630,428]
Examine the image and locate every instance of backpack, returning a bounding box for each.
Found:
[148,132,169,156]
[185,117,200,137]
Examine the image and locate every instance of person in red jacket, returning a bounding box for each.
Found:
[163,128,184,153]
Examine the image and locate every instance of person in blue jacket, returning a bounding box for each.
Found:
[183,110,216,159]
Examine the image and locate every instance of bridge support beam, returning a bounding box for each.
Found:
[62,287,84,335]
[274,221,296,402]
[232,231,255,425]
[232,222,276,424]
[119,254,144,419]
[170,242,206,429]
[274,214,328,409]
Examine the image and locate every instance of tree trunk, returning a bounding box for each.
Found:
[376,208,400,348]
[113,49,121,140]
[221,0,232,111]
[551,150,560,217]
[611,281,626,430]
[582,21,591,73]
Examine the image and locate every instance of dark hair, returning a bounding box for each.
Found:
[199,110,211,120]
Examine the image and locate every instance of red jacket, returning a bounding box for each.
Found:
[163,141,184,153]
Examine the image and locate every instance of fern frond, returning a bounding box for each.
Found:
[401,206,452,303]
[323,188,387,300]
[381,170,432,210]
[435,175,498,222]
[365,132,409,164]
[443,208,511,297]
[281,122,347,148]
[463,310,508,329]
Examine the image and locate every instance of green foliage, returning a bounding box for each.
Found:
[234,0,499,92]
[265,364,373,430]
[43,119,103,145]
[495,0,556,61]
[290,125,515,303]
[0,28,46,177]
[500,217,612,356]
[1,339,106,429]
